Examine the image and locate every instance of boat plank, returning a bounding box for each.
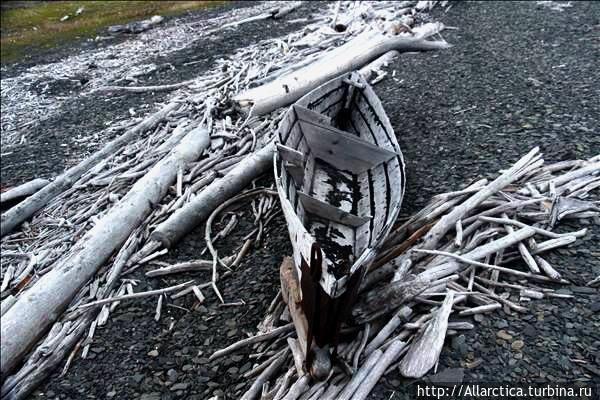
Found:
[355,171,372,255]
[293,105,332,127]
[299,120,397,174]
[277,144,305,166]
[298,192,369,227]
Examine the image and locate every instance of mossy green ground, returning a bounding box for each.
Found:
[0,1,224,63]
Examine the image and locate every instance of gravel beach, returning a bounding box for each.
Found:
[1,1,598,399]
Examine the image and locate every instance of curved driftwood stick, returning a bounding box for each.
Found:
[209,323,293,362]
[145,259,218,277]
[149,141,276,249]
[416,227,537,282]
[478,216,587,239]
[78,280,195,309]
[0,126,209,378]
[0,178,50,205]
[234,23,450,116]
[0,101,180,237]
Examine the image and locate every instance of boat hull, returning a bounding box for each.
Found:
[274,71,405,299]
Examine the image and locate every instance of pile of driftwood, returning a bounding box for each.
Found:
[0,1,451,399]
[208,150,599,400]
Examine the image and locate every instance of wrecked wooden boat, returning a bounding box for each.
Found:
[274,71,405,378]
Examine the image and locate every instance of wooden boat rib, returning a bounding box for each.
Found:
[275,71,406,301]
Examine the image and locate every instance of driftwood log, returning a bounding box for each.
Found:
[0,101,180,237]
[148,140,276,249]
[0,178,50,205]
[234,22,449,116]
[0,126,209,377]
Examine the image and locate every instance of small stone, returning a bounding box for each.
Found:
[107,391,116,398]
[465,359,482,369]
[589,302,600,313]
[522,324,537,337]
[451,335,468,356]
[494,320,508,329]
[140,394,160,400]
[132,373,145,384]
[429,368,464,384]
[512,340,525,351]
[182,364,193,372]
[148,350,159,357]
[497,330,513,341]
[167,369,178,382]
[227,329,238,338]
[572,286,596,294]
[170,383,189,391]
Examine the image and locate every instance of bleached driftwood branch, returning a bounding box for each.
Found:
[0,101,180,237]
[0,178,50,205]
[234,23,450,116]
[0,126,209,377]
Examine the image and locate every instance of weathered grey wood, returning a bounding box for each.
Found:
[364,306,412,356]
[277,144,305,166]
[0,178,50,205]
[150,141,276,248]
[0,125,209,377]
[350,340,407,400]
[286,164,305,186]
[145,260,213,277]
[417,227,537,282]
[0,295,17,317]
[276,71,405,299]
[299,119,398,174]
[293,105,332,126]
[399,292,454,378]
[240,349,289,400]
[1,101,180,237]
[353,276,428,324]
[281,375,311,400]
[298,192,370,227]
[418,147,542,253]
[234,23,449,116]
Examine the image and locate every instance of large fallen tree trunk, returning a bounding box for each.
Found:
[0,101,180,237]
[0,126,209,377]
[0,178,49,205]
[148,140,276,249]
[233,22,449,116]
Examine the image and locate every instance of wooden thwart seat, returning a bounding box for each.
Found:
[297,191,370,228]
[293,105,398,174]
